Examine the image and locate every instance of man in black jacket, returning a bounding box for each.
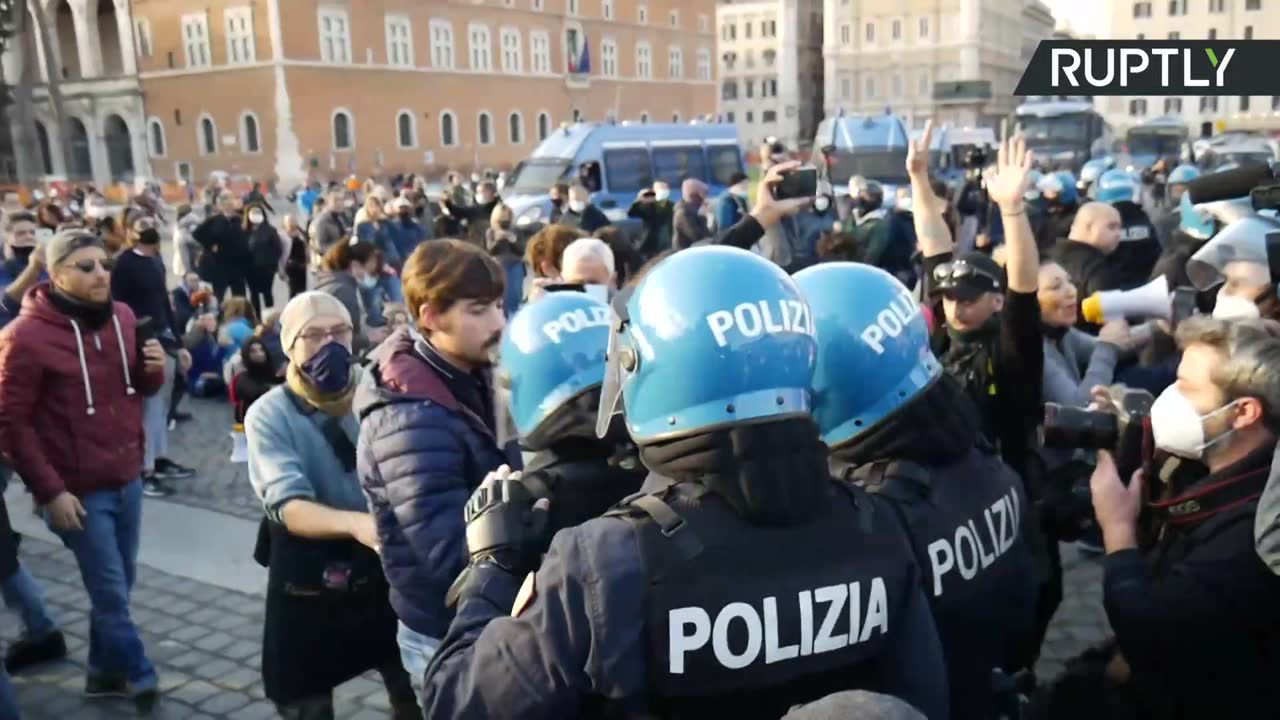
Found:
[556,184,610,235]
[1050,202,1125,332]
[1054,316,1280,719]
[193,192,250,301]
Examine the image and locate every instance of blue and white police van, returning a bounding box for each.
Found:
[814,112,911,209]
[502,121,745,233]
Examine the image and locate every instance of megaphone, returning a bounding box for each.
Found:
[1081,275,1170,325]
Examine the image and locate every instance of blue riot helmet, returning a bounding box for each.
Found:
[1053,171,1079,205]
[1095,168,1139,204]
[596,246,817,443]
[1036,172,1064,197]
[1079,159,1109,193]
[500,292,611,445]
[1167,163,1201,189]
[1024,169,1044,202]
[1179,191,1217,241]
[794,262,942,448]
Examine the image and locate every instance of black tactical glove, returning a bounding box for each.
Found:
[446,469,551,607]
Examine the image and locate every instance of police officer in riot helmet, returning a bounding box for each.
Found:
[497,291,645,553]
[1093,169,1161,291]
[422,245,949,719]
[797,261,1038,719]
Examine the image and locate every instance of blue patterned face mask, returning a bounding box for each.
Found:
[300,342,352,393]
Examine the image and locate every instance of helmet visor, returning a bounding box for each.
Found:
[596,300,631,439]
[1186,215,1277,290]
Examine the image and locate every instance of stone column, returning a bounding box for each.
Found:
[127,107,149,180]
[113,0,136,76]
[87,112,111,187]
[70,0,103,79]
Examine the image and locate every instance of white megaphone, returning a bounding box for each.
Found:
[1080,275,1171,325]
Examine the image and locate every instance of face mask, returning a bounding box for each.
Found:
[568,200,587,214]
[299,342,353,394]
[139,228,161,245]
[857,197,880,214]
[478,194,494,205]
[813,196,831,213]
[9,245,34,261]
[550,197,564,208]
[654,189,671,202]
[358,273,379,289]
[1151,385,1238,460]
[1211,291,1261,320]
[344,199,356,209]
[248,211,265,224]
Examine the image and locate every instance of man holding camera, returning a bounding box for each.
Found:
[1070,317,1280,718]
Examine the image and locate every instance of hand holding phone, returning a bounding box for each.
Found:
[771,166,818,201]
[135,317,156,355]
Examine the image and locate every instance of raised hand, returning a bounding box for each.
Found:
[984,121,1037,212]
[906,119,934,178]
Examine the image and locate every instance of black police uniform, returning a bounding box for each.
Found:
[836,447,1038,719]
[1109,200,1161,290]
[519,437,646,555]
[422,423,950,720]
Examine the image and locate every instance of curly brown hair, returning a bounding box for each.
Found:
[525,224,585,278]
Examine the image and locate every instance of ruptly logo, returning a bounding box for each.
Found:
[1015,41,1280,96]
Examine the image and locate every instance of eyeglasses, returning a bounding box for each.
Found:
[931,260,1000,288]
[67,257,116,274]
[297,325,354,345]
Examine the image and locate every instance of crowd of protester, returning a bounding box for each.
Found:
[0,122,1275,720]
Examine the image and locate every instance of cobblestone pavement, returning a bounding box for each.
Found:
[3,539,399,720]
[162,397,262,522]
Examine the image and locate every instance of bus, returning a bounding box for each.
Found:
[1015,96,1114,173]
[1123,116,1189,170]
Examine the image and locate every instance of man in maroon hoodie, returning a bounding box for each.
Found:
[0,230,166,713]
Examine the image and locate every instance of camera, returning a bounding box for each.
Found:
[1042,386,1154,483]
[963,146,990,170]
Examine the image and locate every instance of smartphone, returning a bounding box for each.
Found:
[135,317,155,354]
[543,282,587,294]
[772,167,819,201]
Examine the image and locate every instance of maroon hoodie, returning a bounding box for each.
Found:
[0,284,163,504]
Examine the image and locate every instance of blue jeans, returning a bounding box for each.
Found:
[2,563,58,638]
[396,622,439,694]
[379,274,404,305]
[48,479,156,690]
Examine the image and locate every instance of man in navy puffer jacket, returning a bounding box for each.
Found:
[355,239,510,692]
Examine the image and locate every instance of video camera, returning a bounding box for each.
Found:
[963,146,991,171]
[1042,386,1154,483]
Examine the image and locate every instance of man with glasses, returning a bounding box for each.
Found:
[112,215,195,497]
[246,291,418,719]
[0,230,168,713]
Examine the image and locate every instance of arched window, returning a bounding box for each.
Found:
[440,110,457,146]
[478,111,493,145]
[508,112,523,145]
[199,115,217,155]
[332,109,353,150]
[397,110,416,148]
[147,118,166,157]
[241,112,261,153]
[536,112,550,141]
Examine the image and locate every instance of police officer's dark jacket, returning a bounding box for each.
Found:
[924,252,1044,482]
[1104,445,1280,720]
[831,375,1038,719]
[421,418,950,720]
[1108,200,1161,291]
[521,440,646,556]
[1034,200,1077,252]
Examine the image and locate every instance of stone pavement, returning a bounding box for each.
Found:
[2,538,398,720]
[163,397,262,522]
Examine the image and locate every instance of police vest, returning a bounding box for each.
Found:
[520,448,647,557]
[845,449,1039,718]
[603,479,920,719]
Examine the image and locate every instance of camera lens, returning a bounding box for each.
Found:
[1041,403,1120,451]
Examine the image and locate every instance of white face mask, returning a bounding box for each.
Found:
[813,196,831,213]
[654,189,671,202]
[896,196,913,213]
[584,284,610,305]
[248,211,265,225]
[1150,385,1238,460]
[569,200,587,213]
[1211,291,1261,320]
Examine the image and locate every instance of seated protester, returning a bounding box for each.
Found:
[183,313,228,397]
[257,310,288,373]
[1093,170,1161,291]
[387,196,429,264]
[171,272,203,336]
[556,184,610,235]
[354,195,400,270]
[1049,202,1126,333]
[219,297,258,356]
[231,337,282,424]
[1047,317,1280,719]
[523,224,585,303]
[314,239,388,351]
[246,292,419,720]
[626,182,675,256]
[355,240,509,690]
[1034,173,1080,252]
[498,292,645,554]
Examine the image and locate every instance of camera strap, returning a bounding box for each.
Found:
[1149,465,1269,527]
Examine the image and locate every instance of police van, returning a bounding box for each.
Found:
[911,126,998,188]
[813,113,911,209]
[503,121,745,233]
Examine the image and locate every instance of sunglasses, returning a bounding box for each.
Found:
[68,257,116,273]
[931,260,999,288]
